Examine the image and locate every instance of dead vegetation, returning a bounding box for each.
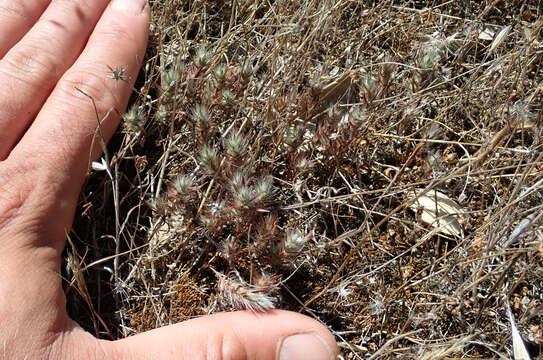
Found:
[65,0,543,358]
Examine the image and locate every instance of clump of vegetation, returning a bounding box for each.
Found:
[67,1,543,358]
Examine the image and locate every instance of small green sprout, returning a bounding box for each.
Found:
[202,78,214,104]
[240,60,253,84]
[221,89,236,105]
[417,47,441,75]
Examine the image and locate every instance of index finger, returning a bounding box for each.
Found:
[0,0,50,58]
[10,0,150,202]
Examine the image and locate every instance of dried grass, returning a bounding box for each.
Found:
[66,1,543,358]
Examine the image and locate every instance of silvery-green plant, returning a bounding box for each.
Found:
[123,105,145,133]
[172,174,194,196]
[156,104,169,124]
[229,170,246,191]
[192,104,210,129]
[195,46,210,68]
[221,89,236,105]
[254,177,273,202]
[162,67,179,90]
[361,74,377,101]
[224,132,246,158]
[284,228,306,254]
[419,48,441,73]
[233,185,254,210]
[214,64,227,86]
[200,144,218,172]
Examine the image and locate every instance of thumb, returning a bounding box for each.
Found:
[105,310,338,360]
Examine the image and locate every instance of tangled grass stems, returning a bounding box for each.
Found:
[67,1,543,358]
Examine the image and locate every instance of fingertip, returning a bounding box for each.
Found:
[278,333,336,360]
[271,311,338,360]
[109,0,149,16]
[217,310,339,360]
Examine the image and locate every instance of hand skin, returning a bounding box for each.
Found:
[0,0,338,359]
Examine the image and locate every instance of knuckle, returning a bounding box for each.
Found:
[0,163,35,228]
[48,0,93,24]
[57,66,113,109]
[211,333,248,360]
[0,0,50,21]
[96,20,140,45]
[1,43,59,90]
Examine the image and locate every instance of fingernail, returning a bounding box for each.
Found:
[279,334,333,360]
[110,0,147,14]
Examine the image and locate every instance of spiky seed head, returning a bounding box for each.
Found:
[195,46,210,68]
[229,170,246,191]
[173,174,194,195]
[253,272,280,291]
[284,229,306,253]
[233,185,254,209]
[200,144,218,170]
[214,64,227,84]
[218,237,241,261]
[295,156,314,173]
[123,105,145,132]
[215,271,276,312]
[254,177,273,202]
[201,213,217,230]
[224,132,246,158]
[192,104,210,128]
[260,215,277,234]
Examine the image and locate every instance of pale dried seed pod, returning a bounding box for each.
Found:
[214,271,276,313]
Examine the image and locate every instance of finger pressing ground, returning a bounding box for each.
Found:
[0,0,111,160]
[10,0,150,202]
[0,0,50,58]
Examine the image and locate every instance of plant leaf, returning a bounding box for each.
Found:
[409,189,464,238]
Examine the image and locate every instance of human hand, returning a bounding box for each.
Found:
[0,0,338,359]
